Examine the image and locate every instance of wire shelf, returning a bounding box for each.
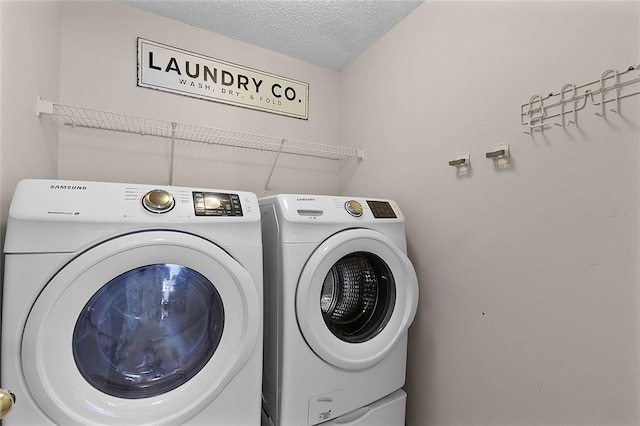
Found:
[37,98,364,161]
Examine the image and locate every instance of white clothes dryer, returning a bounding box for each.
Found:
[1,179,263,425]
[259,195,418,426]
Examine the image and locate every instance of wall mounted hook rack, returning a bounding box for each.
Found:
[520,64,640,132]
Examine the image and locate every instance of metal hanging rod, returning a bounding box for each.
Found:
[36,97,365,162]
[520,64,640,131]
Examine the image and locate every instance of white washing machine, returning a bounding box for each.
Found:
[259,195,419,426]
[1,179,263,425]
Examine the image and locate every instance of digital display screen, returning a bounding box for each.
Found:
[193,192,243,216]
[366,201,397,219]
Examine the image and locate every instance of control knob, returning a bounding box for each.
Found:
[142,189,175,213]
[345,200,363,217]
[0,389,15,419]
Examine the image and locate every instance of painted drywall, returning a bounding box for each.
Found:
[340,1,640,425]
[55,1,343,196]
[0,1,62,249]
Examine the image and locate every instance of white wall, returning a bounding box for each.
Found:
[341,1,640,425]
[0,1,62,249]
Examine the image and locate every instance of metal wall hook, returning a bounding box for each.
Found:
[559,83,578,127]
[595,69,620,118]
[449,153,471,176]
[486,144,510,169]
[526,94,546,130]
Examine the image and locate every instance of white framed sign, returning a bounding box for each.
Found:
[137,38,309,120]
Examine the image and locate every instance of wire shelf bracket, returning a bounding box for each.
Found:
[36,97,365,190]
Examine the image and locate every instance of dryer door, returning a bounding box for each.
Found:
[22,231,260,425]
[296,228,418,370]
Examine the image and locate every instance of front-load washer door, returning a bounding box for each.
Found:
[296,228,418,370]
[22,231,260,425]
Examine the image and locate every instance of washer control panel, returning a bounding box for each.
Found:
[366,200,397,219]
[140,189,243,216]
[8,180,259,226]
[192,192,243,216]
[270,194,402,223]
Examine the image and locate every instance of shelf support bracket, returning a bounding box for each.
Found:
[264,139,286,194]
[36,96,54,117]
[169,122,177,186]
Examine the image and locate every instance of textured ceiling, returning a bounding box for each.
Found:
[120,0,423,70]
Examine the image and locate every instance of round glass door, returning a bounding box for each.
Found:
[73,264,224,399]
[320,252,395,343]
[296,229,418,370]
[22,231,260,425]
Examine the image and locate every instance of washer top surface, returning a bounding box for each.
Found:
[5,179,261,253]
[260,194,407,245]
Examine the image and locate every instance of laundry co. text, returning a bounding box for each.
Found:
[137,38,309,119]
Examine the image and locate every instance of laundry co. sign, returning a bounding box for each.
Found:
[137,38,309,119]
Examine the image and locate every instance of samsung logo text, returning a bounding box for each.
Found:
[50,185,87,190]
